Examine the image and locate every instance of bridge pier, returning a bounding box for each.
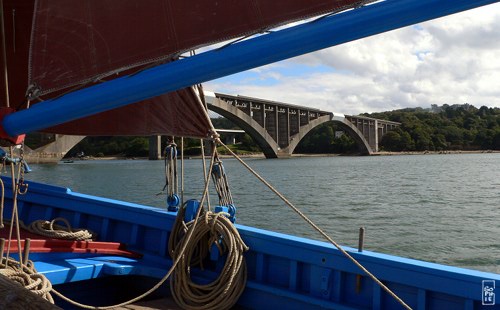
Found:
[206,92,402,157]
[345,116,401,152]
[149,135,161,160]
[206,93,340,158]
[23,134,86,163]
[22,93,400,161]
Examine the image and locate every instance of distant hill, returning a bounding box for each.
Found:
[363,104,500,152]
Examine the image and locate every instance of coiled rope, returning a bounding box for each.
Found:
[47,146,223,309]
[23,218,94,241]
[0,255,53,303]
[169,206,248,310]
[0,148,55,305]
[0,215,94,305]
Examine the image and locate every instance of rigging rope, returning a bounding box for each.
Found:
[49,146,220,309]
[210,154,234,208]
[200,139,211,211]
[181,137,185,206]
[0,177,4,229]
[4,148,26,271]
[217,139,413,310]
[0,146,54,303]
[162,139,180,211]
[169,209,248,310]
[168,141,246,309]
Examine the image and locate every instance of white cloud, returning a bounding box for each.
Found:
[206,3,500,115]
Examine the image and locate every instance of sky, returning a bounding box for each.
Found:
[204,2,500,115]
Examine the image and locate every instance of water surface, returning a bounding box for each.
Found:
[28,153,500,273]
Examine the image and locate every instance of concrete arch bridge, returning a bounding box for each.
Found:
[21,92,400,162]
[206,92,400,158]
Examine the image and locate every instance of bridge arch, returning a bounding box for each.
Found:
[285,117,372,156]
[206,94,373,157]
[208,98,280,158]
[24,93,394,161]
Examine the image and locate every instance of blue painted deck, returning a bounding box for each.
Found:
[2,177,499,309]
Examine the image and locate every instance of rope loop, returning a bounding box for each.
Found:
[169,209,249,310]
[0,256,54,303]
[163,138,180,211]
[49,217,72,232]
[210,154,234,210]
[25,218,95,241]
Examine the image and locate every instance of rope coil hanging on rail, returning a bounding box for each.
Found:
[168,141,248,310]
[169,202,249,310]
[17,141,248,310]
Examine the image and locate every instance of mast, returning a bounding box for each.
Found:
[1,0,499,139]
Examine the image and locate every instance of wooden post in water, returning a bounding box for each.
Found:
[356,227,365,294]
[358,227,365,253]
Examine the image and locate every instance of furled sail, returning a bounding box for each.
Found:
[1,0,369,137]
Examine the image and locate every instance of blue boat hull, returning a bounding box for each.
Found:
[2,177,499,309]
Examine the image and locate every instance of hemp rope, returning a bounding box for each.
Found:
[211,154,234,207]
[181,137,185,206]
[169,209,248,310]
[218,140,413,310]
[24,218,94,241]
[0,257,54,303]
[200,139,211,211]
[4,153,26,271]
[49,147,219,309]
[0,177,4,229]
[162,141,178,197]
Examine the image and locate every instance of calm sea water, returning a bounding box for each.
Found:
[27,153,499,273]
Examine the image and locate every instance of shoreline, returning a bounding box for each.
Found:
[62,149,499,162]
[371,149,499,156]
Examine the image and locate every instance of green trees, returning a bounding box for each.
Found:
[374,104,500,152]
[380,129,414,152]
[296,103,499,154]
[68,136,151,157]
[295,123,357,154]
[63,104,499,157]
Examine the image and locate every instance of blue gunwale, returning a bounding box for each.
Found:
[2,176,498,309]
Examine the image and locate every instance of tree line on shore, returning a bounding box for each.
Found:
[295,103,499,153]
[372,104,499,152]
[58,103,499,157]
[60,117,261,158]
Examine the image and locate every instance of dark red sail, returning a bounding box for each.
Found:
[1,0,369,137]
